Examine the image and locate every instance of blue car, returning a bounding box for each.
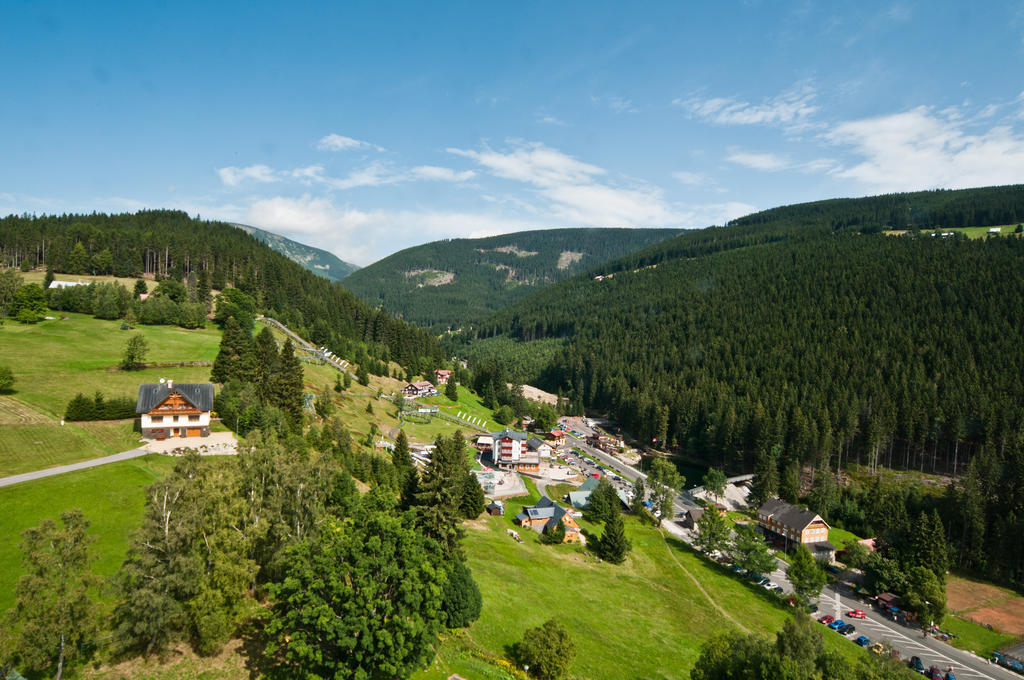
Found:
[828,619,845,630]
[854,636,870,646]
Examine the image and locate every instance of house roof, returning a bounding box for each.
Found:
[757,497,829,532]
[578,476,600,492]
[435,369,452,375]
[810,540,836,551]
[688,507,705,521]
[527,436,550,450]
[526,506,555,520]
[568,490,591,508]
[544,504,573,533]
[494,429,527,441]
[136,384,214,414]
[407,381,433,389]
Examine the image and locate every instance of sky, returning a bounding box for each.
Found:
[2,1,1024,266]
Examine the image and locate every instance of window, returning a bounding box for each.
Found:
[151,416,163,423]
[189,415,199,422]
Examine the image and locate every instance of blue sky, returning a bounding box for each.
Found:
[2,1,1024,265]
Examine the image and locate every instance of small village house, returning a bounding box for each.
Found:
[545,429,566,446]
[434,369,453,384]
[513,496,580,543]
[402,381,437,398]
[756,497,835,562]
[136,381,214,439]
[526,435,553,459]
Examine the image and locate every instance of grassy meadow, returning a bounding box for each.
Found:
[0,454,178,612]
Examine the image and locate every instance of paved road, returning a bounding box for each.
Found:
[0,448,149,488]
[562,432,1016,680]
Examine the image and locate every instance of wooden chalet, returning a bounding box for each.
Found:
[136,381,214,439]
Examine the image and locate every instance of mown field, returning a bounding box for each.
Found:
[0,454,178,612]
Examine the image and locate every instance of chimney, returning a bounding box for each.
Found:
[167,379,173,390]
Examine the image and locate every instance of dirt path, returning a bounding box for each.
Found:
[659,529,750,634]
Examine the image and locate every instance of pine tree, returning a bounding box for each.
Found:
[253,327,279,402]
[460,469,485,519]
[596,508,631,563]
[271,339,305,427]
[787,544,828,606]
[445,377,458,402]
[750,445,781,507]
[210,316,254,384]
[356,364,370,386]
[133,279,148,299]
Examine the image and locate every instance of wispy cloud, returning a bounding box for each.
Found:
[672,171,712,186]
[216,164,278,186]
[725,149,836,174]
[676,82,818,129]
[316,133,382,152]
[824,106,1024,191]
[449,140,745,227]
[410,166,476,182]
[537,114,568,126]
[591,95,640,114]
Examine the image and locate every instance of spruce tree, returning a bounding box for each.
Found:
[445,377,458,402]
[271,339,305,427]
[253,327,279,401]
[596,508,631,563]
[750,445,781,507]
[210,316,254,384]
[460,469,486,519]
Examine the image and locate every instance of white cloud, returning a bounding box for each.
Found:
[724,149,836,174]
[216,164,278,186]
[449,141,741,228]
[725,150,793,171]
[242,193,542,265]
[591,95,640,114]
[825,106,1024,191]
[672,171,711,186]
[316,133,380,152]
[409,166,476,182]
[677,82,818,128]
[538,114,568,126]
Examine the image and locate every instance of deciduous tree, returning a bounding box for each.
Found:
[7,509,98,680]
[516,618,576,680]
[787,544,827,606]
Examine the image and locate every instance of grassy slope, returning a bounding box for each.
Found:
[0,313,221,474]
[1,312,221,418]
[416,507,864,680]
[0,454,177,612]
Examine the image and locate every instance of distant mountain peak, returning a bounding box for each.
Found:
[230,223,359,281]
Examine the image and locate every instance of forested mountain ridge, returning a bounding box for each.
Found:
[458,185,1024,586]
[341,227,680,330]
[0,210,443,371]
[230,222,359,281]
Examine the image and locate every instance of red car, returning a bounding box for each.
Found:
[818,615,834,625]
[847,610,866,619]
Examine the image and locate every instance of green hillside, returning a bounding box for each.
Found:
[230,222,359,281]
[341,227,680,330]
[459,185,1024,588]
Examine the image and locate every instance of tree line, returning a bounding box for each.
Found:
[0,210,444,371]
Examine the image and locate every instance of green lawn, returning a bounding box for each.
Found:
[828,526,862,551]
[0,312,221,419]
[0,421,140,477]
[942,616,1019,657]
[422,385,499,429]
[413,498,862,680]
[0,454,178,612]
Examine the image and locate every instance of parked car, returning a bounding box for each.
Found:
[869,643,884,654]
[908,656,924,673]
[847,609,866,619]
[927,667,944,680]
[771,585,784,593]
[839,623,856,635]
[763,581,779,590]
[828,620,845,630]
[854,636,870,647]
[944,671,956,680]
[818,615,835,625]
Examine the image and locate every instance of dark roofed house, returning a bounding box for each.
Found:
[684,507,705,529]
[137,381,214,439]
[756,497,833,561]
[514,496,580,543]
